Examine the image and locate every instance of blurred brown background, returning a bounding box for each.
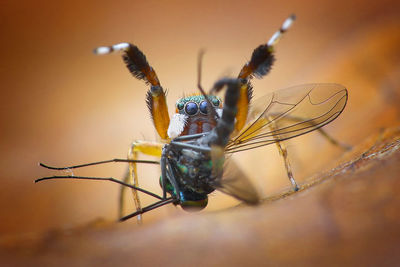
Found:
[1,0,399,238]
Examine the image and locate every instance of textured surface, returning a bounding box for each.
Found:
[1,127,400,266]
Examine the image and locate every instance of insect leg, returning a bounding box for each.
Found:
[166,159,181,200]
[316,128,352,151]
[94,43,161,86]
[36,174,167,222]
[94,43,170,140]
[272,115,352,151]
[267,14,296,47]
[237,14,295,80]
[35,175,163,200]
[120,141,163,221]
[173,132,207,141]
[209,78,241,147]
[267,116,299,191]
[159,143,182,201]
[274,139,299,191]
[119,197,175,222]
[234,81,253,133]
[39,158,159,170]
[235,15,296,133]
[170,140,211,153]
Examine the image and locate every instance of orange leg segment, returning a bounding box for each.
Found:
[146,88,170,140]
[234,82,251,133]
[94,42,170,140]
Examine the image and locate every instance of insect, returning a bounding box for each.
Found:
[36,15,348,222]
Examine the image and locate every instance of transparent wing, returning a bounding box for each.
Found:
[211,158,260,204]
[208,146,260,204]
[225,83,348,153]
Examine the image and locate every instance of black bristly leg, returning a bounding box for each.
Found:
[232,15,296,134]
[206,78,241,147]
[94,42,170,140]
[238,15,295,80]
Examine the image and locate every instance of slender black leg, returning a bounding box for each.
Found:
[119,198,175,222]
[35,175,163,200]
[161,147,168,199]
[39,158,159,170]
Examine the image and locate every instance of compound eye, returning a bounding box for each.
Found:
[212,98,220,107]
[199,101,208,115]
[185,102,198,115]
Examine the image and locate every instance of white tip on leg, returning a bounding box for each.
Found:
[282,14,296,31]
[267,14,296,47]
[112,42,130,51]
[267,32,281,46]
[93,42,131,55]
[93,46,112,55]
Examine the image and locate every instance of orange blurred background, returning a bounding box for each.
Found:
[1,0,399,235]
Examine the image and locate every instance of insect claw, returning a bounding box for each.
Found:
[289,176,299,191]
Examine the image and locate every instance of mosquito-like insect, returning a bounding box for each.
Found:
[36,15,348,222]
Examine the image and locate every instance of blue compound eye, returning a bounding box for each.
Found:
[199,101,208,115]
[185,102,198,115]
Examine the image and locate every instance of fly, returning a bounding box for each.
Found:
[36,15,349,222]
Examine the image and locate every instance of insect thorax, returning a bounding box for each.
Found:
[164,143,219,210]
[176,148,215,193]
